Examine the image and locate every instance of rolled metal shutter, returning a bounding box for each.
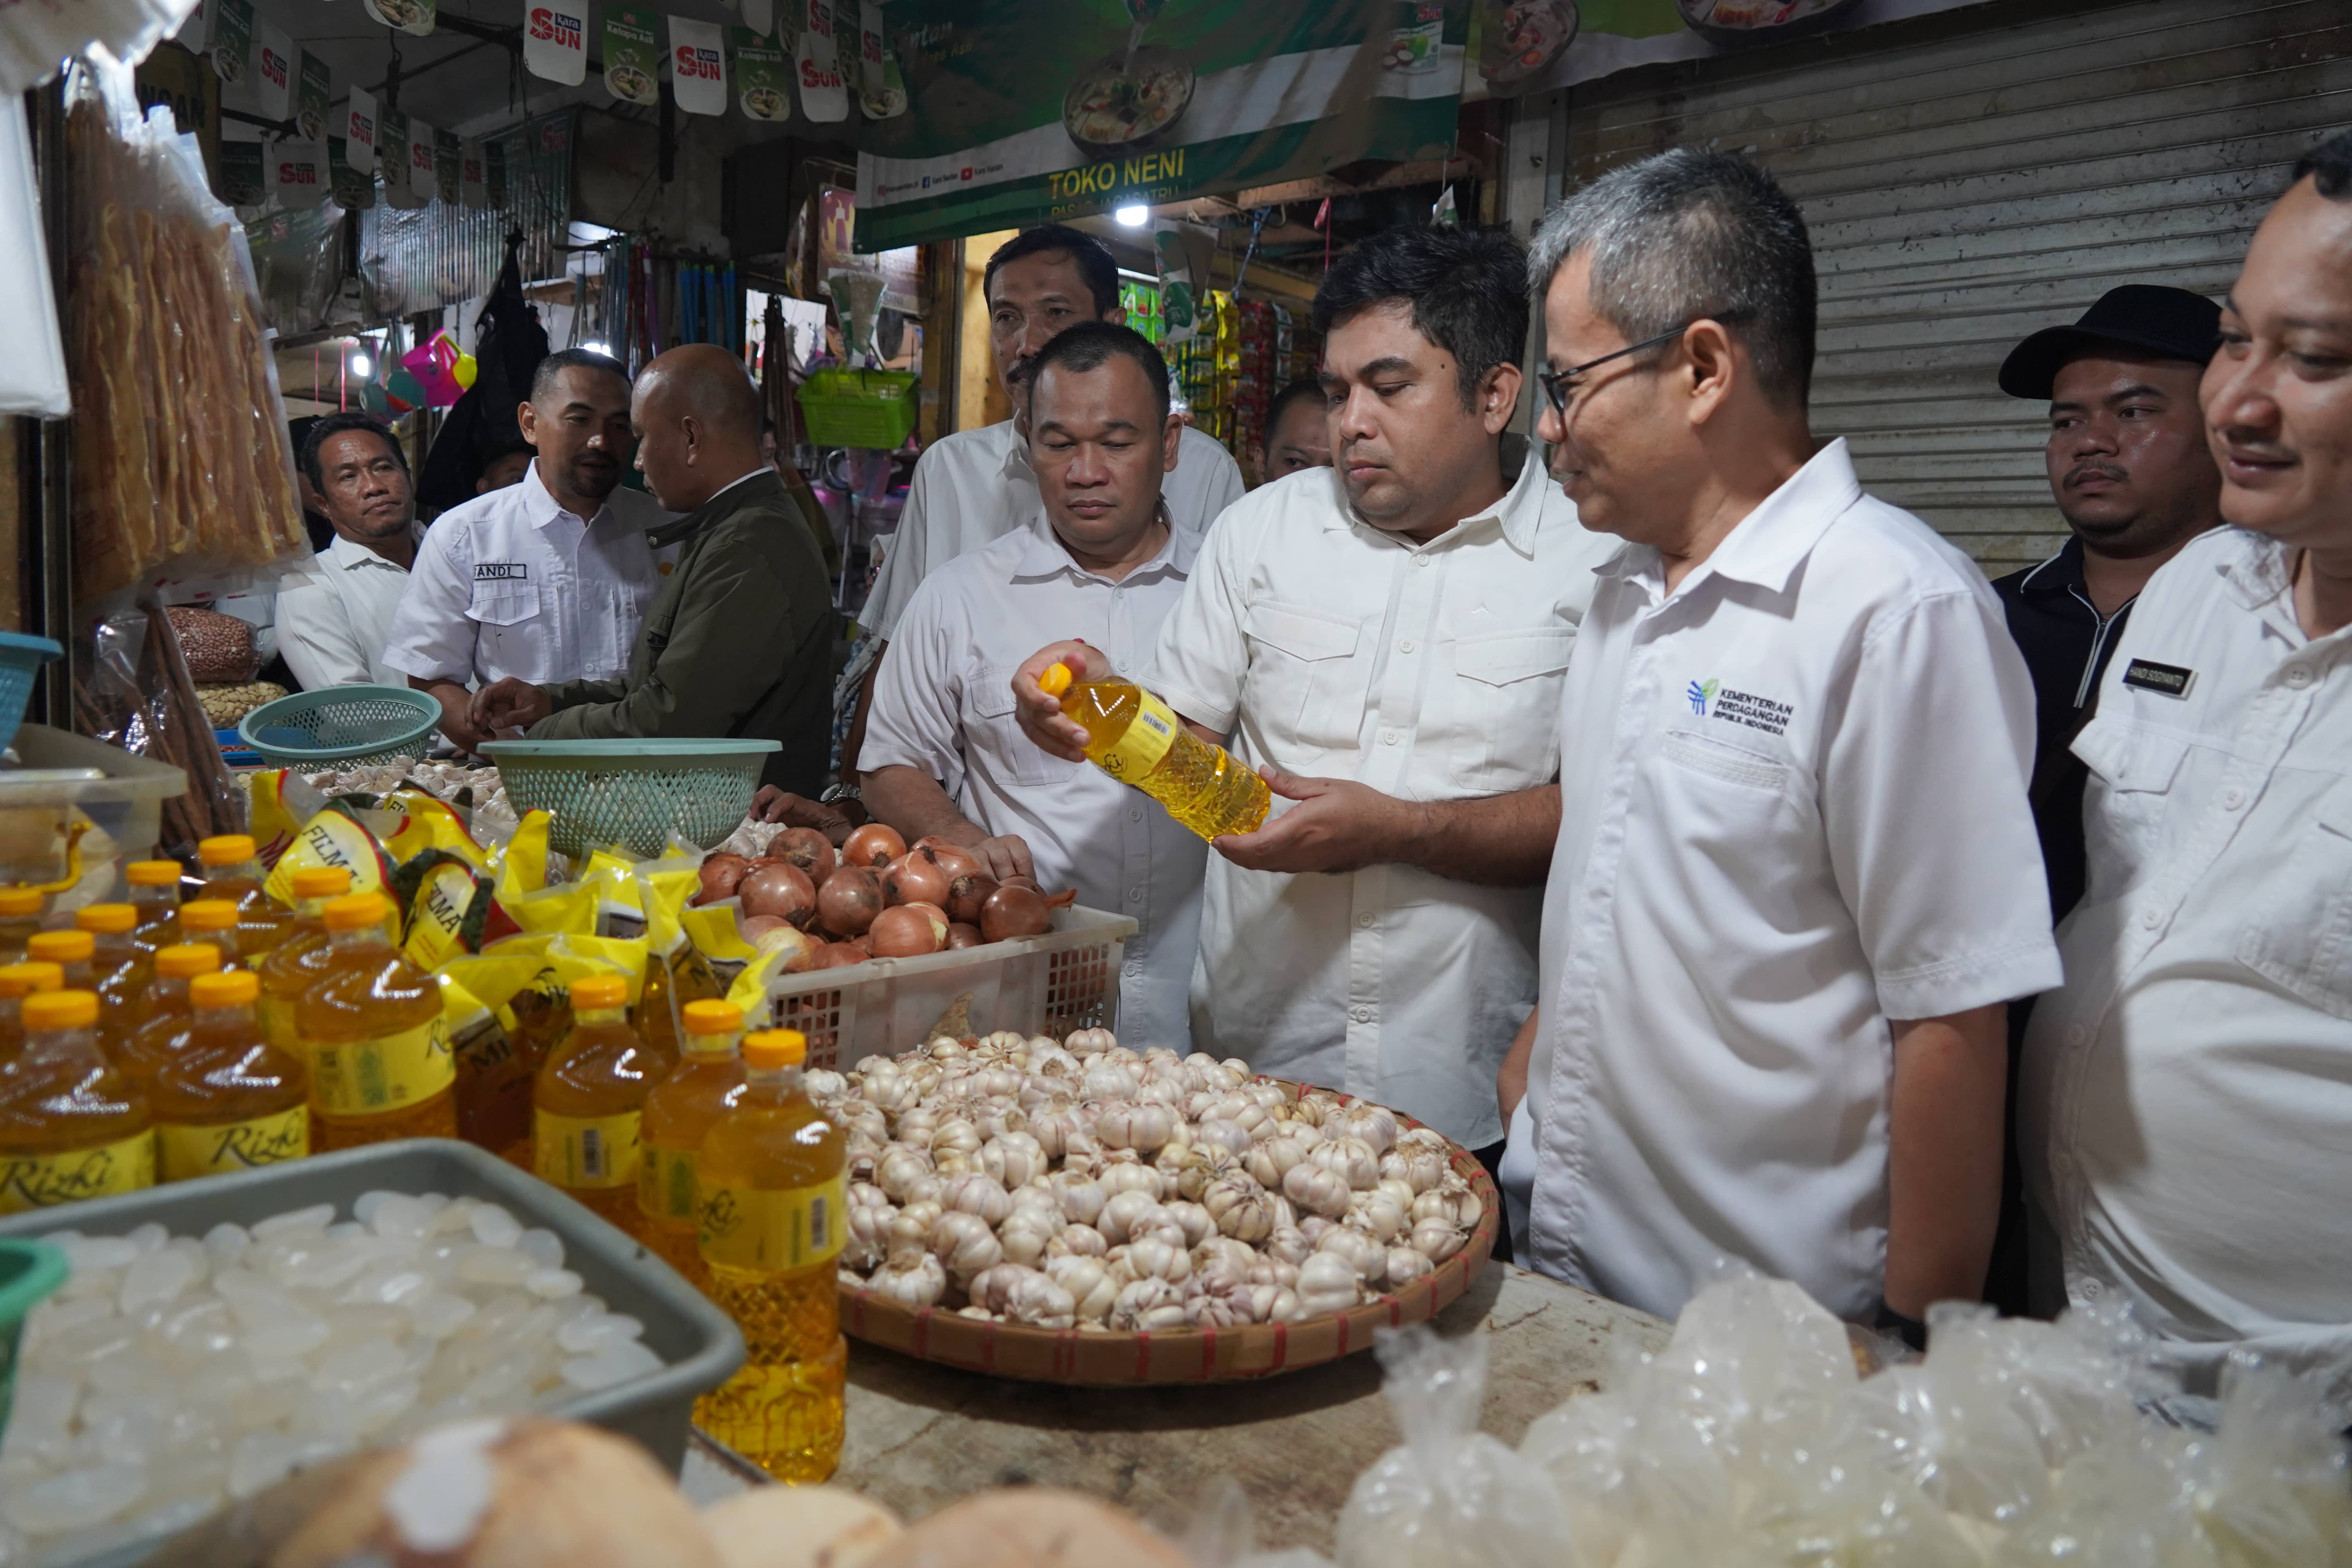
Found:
[1559,0,2352,576]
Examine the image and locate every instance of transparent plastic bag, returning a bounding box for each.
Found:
[1334,1327,1570,1568]
[74,607,245,855]
[1178,1477,1337,1568]
[0,0,194,94]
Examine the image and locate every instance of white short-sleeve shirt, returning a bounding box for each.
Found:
[1502,439,2062,1322]
[2022,526,2352,1399]
[860,514,1207,1051]
[1146,455,1621,1149]
[860,419,1243,642]
[380,461,674,689]
[274,533,417,690]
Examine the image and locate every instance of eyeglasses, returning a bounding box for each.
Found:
[1537,308,1757,416]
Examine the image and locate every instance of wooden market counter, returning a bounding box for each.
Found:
[682,1262,1669,1555]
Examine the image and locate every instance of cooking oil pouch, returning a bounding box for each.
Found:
[721,933,824,1027]
[391,848,512,971]
[244,770,329,868]
[494,869,601,938]
[579,847,650,938]
[681,902,760,964]
[492,810,553,906]
[262,802,398,904]
[633,857,720,1058]
[381,792,492,874]
[437,947,550,1159]
[545,931,648,1008]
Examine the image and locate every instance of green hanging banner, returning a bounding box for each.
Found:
[295,51,333,140]
[734,27,792,122]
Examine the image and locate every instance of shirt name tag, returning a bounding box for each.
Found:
[474,563,529,582]
[2121,658,2194,698]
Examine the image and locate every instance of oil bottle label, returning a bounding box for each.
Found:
[1100,689,1181,781]
[639,1145,698,1225]
[535,1107,642,1191]
[259,995,298,1051]
[698,1172,845,1272]
[0,1132,156,1213]
[158,1108,308,1180]
[313,1018,454,1115]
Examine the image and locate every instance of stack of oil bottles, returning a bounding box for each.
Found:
[0,833,847,1484]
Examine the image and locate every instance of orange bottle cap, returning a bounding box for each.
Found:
[1037,661,1074,699]
[191,970,260,1008]
[154,944,223,979]
[682,999,743,1035]
[24,989,99,1031]
[0,888,44,918]
[198,834,258,866]
[27,930,94,964]
[0,962,62,998]
[570,973,627,1009]
[179,900,240,933]
[127,860,183,888]
[322,893,393,932]
[74,904,138,935]
[290,867,355,900]
[742,1029,807,1069]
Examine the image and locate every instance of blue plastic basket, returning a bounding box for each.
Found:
[237,684,441,769]
[0,633,62,753]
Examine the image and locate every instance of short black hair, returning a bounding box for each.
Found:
[483,437,535,465]
[1312,225,1530,409]
[2292,126,2352,199]
[1024,321,1170,423]
[1263,378,1325,451]
[301,411,406,493]
[984,225,1122,318]
[530,347,630,403]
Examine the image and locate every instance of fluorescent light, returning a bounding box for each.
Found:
[348,352,372,379]
[579,340,612,356]
[1114,203,1149,227]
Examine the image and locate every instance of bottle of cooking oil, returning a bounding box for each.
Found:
[256,867,354,1051]
[296,893,455,1151]
[125,861,184,953]
[196,834,290,959]
[0,962,63,1063]
[532,973,661,1233]
[27,930,95,992]
[177,900,247,969]
[695,1027,846,1482]
[1036,662,1271,839]
[76,904,151,1050]
[113,943,224,1093]
[151,970,308,1182]
[639,999,749,1289]
[0,888,44,964]
[0,989,154,1214]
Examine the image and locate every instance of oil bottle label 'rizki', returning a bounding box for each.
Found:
[314,1018,454,1114]
[158,1107,308,1180]
[698,1174,847,1271]
[535,1107,643,1190]
[0,1132,156,1213]
[639,1145,699,1223]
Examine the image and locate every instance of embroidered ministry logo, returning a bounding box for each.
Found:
[1688,678,1718,717]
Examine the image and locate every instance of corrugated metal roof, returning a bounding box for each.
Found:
[357,109,576,318]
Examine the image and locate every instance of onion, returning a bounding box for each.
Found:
[946,871,996,926]
[998,874,1040,892]
[738,862,817,926]
[870,904,943,958]
[900,900,950,946]
[695,853,751,906]
[816,866,885,937]
[882,851,951,910]
[946,921,983,951]
[979,883,1053,943]
[774,827,836,885]
[740,913,787,940]
[754,923,821,971]
[842,822,906,869]
[850,931,875,955]
[923,842,980,884]
[827,942,870,966]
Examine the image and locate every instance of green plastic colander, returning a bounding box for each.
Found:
[0,1239,67,1442]
[238,685,441,769]
[479,738,780,858]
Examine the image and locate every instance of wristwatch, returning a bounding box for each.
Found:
[820,782,863,805]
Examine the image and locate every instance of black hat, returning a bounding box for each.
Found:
[1998,285,2222,400]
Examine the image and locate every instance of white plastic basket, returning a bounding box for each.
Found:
[746,905,1139,1071]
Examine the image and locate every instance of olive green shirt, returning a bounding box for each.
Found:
[533,469,836,793]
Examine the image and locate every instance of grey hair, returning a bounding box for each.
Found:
[1528,149,1817,408]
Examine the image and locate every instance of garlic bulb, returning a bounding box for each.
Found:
[1137,1078,1188,1110]
[978,1030,1027,1054]
[900,1172,945,1209]
[1047,1223,1107,1259]
[895,1104,940,1146]
[1045,1256,1120,1322]
[1283,1161,1353,1220]
[1296,1216,1335,1246]
[1097,1160,1164,1201]
[1315,1223,1385,1284]
[873,1220,948,1308]
[844,1104,889,1143]
[1295,1252,1359,1316]
[998,1211,1053,1269]
[1082,1062,1140,1102]
[1097,1188,1163,1245]
[1066,1026,1118,1053]
[899,1199,944,1234]
[1246,1283,1301,1324]
[1380,1145,1448,1195]
[929,1210,1004,1286]
[1338,1103,1399,1156]
[1245,1256,1299,1290]
[1109,1277,1188,1331]
[1385,1247,1434,1288]
[1193,1118,1250,1158]
[1246,1134,1311,1189]
[877,1145,933,1201]
[1124,1230,1192,1285]
[930,1118,982,1158]
[1203,1181,1276,1244]
[1376,1177,1418,1211]
[968,1262,1035,1314]
[1193,1236,1256,1278]
[848,1181,893,1212]
[933,1149,979,1178]
[844,1200,897,1270]
[1431,1182,1484,1232]
[940,1172,1011,1227]
[1410,1218,1466,1264]
[1347,1189,1407,1244]
[1309,1135,1380,1191]
[971,1065,1023,1099]
[1264,1225,1314,1266]
[1006,1183,1063,1228]
[982,1131,1047,1188]
[1049,1170,1106,1227]
[1094,1100,1176,1154]
[1029,1101,1086,1161]
[804,1068,849,1101]
[1160,1200,1215,1249]
[1004,1271,1076,1329]
[1292,1091,1338,1128]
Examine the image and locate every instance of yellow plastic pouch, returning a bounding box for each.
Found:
[438,949,550,1159]
[681,904,760,964]
[722,931,824,1027]
[263,804,398,904]
[492,811,554,909]
[633,858,720,1060]
[382,793,492,874]
[244,771,328,869]
[393,850,495,971]
[546,933,648,1009]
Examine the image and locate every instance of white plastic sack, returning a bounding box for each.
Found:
[0,0,196,94]
[0,95,68,419]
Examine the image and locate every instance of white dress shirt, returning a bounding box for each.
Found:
[274,533,416,690]
[861,513,1206,1050]
[1147,457,1619,1149]
[1503,440,2062,1322]
[860,419,1244,641]
[2022,526,2352,1402]
[380,461,674,689]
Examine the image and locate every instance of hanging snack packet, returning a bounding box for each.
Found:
[262,802,398,904]
[435,949,544,1157]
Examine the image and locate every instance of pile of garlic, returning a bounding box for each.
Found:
[822,1031,1483,1332]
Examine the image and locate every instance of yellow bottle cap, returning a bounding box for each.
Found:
[682,999,743,1036]
[0,888,44,918]
[322,893,392,932]
[74,904,138,936]
[0,962,62,998]
[24,989,99,1031]
[178,899,240,934]
[742,1028,807,1069]
[191,970,260,1008]
[127,860,183,889]
[27,930,94,964]
[570,973,627,1009]
[154,944,223,979]
[1037,661,1074,699]
[198,834,258,867]
[290,867,355,900]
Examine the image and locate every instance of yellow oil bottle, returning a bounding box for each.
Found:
[0,888,44,964]
[0,989,154,1214]
[125,860,184,953]
[532,973,662,1234]
[256,867,354,1051]
[151,969,308,1182]
[1036,662,1271,839]
[694,1027,846,1482]
[638,999,749,1290]
[76,904,151,1051]
[113,944,224,1094]
[176,900,247,969]
[295,893,455,1152]
[0,962,64,1063]
[27,930,95,994]
[196,834,290,960]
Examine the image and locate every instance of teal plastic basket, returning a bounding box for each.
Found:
[0,633,62,753]
[478,738,780,857]
[0,1239,67,1443]
[237,684,441,769]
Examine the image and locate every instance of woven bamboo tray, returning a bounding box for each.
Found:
[837,1083,1501,1385]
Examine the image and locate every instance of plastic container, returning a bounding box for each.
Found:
[795,368,918,450]
[479,738,780,858]
[0,633,61,753]
[0,726,187,882]
[0,1236,67,1436]
[744,904,1136,1071]
[237,685,440,769]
